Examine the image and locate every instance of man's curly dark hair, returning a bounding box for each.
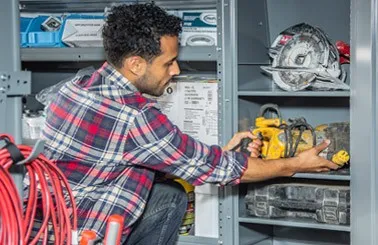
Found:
[102,3,182,68]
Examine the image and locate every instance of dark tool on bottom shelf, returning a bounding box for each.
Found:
[245,183,350,225]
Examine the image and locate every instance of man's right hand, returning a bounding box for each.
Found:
[293,140,340,173]
[240,140,341,183]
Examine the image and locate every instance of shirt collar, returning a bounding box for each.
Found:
[98,62,139,93]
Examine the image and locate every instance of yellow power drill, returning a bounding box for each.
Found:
[240,104,350,166]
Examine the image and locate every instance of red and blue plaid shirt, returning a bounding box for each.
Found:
[41,62,247,241]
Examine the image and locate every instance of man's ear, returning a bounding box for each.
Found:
[124,56,147,77]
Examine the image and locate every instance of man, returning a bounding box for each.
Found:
[41,3,339,244]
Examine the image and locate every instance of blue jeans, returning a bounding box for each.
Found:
[125,180,188,245]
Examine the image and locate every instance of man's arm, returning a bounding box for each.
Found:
[240,140,340,182]
[124,106,248,185]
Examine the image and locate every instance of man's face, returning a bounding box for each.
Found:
[136,35,180,96]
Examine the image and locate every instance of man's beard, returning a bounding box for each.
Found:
[135,73,166,97]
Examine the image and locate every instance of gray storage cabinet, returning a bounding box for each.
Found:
[218,0,378,244]
[1,0,378,245]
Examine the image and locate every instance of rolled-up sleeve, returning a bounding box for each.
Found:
[123,106,248,185]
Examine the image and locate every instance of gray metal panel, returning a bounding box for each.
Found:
[350,0,378,244]
[1,0,24,192]
[176,235,218,245]
[266,0,350,44]
[272,227,349,245]
[1,1,20,72]
[375,2,378,245]
[238,65,274,91]
[238,96,350,127]
[0,0,25,138]
[254,239,272,245]
[237,0,270,64]
[239,223,272,245]
[218,1,241,244]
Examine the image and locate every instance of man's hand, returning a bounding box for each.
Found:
[292,140,340,173]
[240,139,341,183]
[223,131,262,158]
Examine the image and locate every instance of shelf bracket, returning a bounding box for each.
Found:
[0,70,31,132]
[0,70,31,95]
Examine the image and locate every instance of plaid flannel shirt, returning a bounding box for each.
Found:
[41,62,248,242]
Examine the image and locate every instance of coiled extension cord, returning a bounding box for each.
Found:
[0,134,77,245]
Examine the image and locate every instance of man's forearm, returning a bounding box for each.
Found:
[240,157,298,182]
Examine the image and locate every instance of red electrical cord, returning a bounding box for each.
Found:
[0,134,78,245]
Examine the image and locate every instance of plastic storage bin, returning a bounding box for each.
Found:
[20,17,33,47]
[27,15,65,47]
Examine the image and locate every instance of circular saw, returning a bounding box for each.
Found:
[261,23,350,91]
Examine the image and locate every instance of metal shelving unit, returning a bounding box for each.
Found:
[220,0,378,244]
[3,0,378,244]
[15,1,222,245]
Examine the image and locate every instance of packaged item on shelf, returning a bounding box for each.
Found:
[261,23,350,91]
[61,15,105,47]
[26,15,66,47]
[181,10,217,46]
[22,111,46,141]
[245,183,350,225]
[144,76,218,145]
[35,66,96,107]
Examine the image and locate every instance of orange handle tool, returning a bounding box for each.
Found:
[80,230,97,245]
[104,214,124,245]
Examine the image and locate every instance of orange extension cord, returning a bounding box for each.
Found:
[0,134,77,245]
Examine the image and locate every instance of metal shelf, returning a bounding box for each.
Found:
[238,217,350,232]
[237,90,350,97]
[293,168,350,181]
[21,46,217,62]
[177,235,218,245]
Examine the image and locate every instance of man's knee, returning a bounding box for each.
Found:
[164,181,188,210]
[151,180,188,214]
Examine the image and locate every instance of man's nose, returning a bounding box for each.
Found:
[169,61,180,76]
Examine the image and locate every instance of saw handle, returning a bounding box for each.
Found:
[258,103,282,118]
[240,137,253,155]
